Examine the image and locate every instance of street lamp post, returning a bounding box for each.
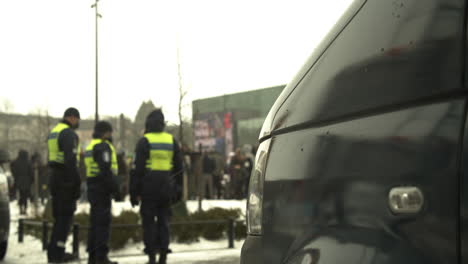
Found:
[91,0,102,124]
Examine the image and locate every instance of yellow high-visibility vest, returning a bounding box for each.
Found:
[144,132,174,171]
[48,123,70,164]
[84,139,118,178]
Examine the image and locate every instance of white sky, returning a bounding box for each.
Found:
[0,0,352,123]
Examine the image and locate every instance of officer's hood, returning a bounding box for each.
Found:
[145,109,165,133]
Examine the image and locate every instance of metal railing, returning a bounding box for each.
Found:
[18,218,241,257]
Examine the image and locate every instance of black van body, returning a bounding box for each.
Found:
[241,0,468,263]
[0,153,9,260]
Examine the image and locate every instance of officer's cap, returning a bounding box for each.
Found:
[94,121,113,135]
[63,107,80,119]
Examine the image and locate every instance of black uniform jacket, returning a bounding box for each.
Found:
[86,142,119,196]
[48,120,81,199]
[130,133,183,204]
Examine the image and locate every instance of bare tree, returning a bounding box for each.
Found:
[177,45,189,145]
[29,107,52,158]
[1,99,14,113]
[133,100,157,148]
[26,107,53,217]
[176,43,195,202]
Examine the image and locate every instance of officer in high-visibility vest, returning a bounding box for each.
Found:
[85,121,120,264]
[47,107,81,263]
[130,109,183,264]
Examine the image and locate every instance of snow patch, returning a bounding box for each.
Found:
[4,199,245,263]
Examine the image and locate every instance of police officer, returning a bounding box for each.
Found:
[85,121,120,264]
[130,109,183,264]
[47,107,81,263]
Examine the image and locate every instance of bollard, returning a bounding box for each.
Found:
[18,219,24,243]
[72,224,80,258]
[42,221,49,251]
[228,219,235,249]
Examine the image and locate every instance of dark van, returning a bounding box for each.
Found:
[241,0,468,263]
[0,149,9,261]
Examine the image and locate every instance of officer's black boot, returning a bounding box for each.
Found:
[62,253,79,263]
[148,254,156,264]
[88,253,95,264]
[48,251,77,263]
[158,251,167,264]
[95,256,118,264]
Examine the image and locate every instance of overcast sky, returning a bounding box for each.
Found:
[0,0,352,123]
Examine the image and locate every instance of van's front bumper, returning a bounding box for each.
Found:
[240,235,263,264]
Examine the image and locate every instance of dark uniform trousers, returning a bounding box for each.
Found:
[141,200,170,254]
[48,169,77,260]
[87,190,112,258]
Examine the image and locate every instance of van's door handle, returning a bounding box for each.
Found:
[388,186,424,214]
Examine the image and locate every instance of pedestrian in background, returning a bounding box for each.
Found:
[229,149,246,199]
[79,150,88,203]
[31,152,47,207]
[243,145,255,197]
[202,151,215,199]
[38,162,49,205]
[11,150,33,215]
[212,152,224,199]
[130,109,183,264]
[181,144,194,199]
[117,151,129,199]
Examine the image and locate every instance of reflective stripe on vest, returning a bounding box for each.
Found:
[84,139,118,178]
[144,132,174,171]
[48,123,70,164]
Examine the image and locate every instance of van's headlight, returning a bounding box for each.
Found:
[247,139,271,235]
[0,173,7,195]
[0,183,6,195]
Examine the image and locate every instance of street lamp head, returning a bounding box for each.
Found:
[91,0,100,8]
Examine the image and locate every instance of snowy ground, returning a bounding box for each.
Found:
[74,198,247,216]
[3,199,246,264]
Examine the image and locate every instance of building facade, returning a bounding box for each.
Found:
[192,85,285,158]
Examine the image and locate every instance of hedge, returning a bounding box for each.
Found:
[24,201,246,250]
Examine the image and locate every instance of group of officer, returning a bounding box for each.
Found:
[47,107,183,264]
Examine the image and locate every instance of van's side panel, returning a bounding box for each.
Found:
[242,0,467,263]
[263,100,465,264]
[458,112,468,264]
[267,0,466,134]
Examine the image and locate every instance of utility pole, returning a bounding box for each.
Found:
[91,0,102,124]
